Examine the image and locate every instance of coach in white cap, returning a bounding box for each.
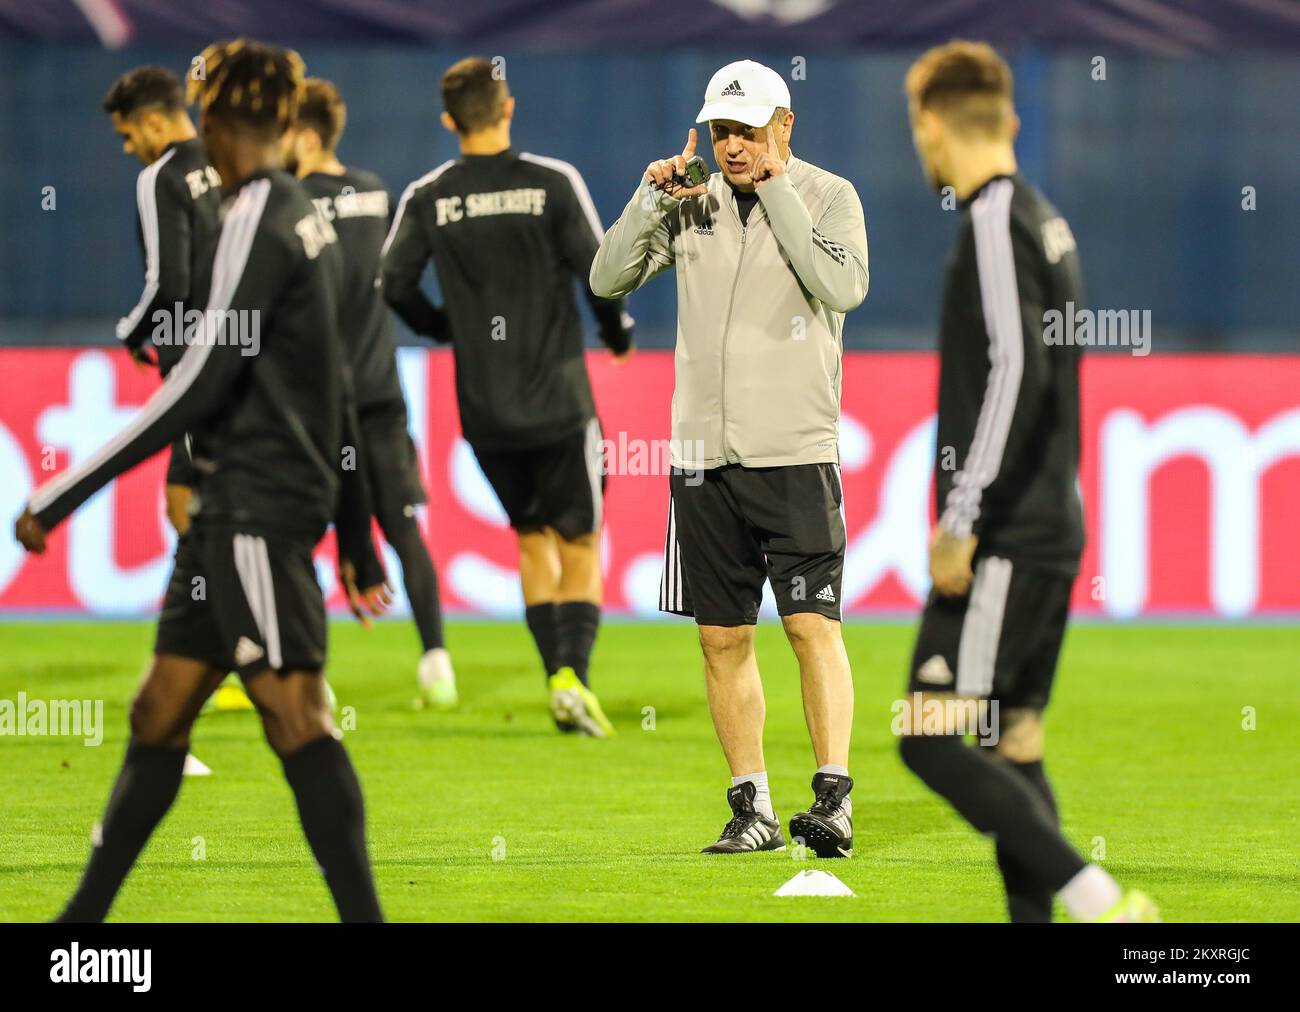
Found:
[592,60,868,856]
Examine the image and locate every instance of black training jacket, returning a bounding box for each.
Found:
[30,169,380,581]
[301,167,404,412]
[934,173,1085,574]
[116,137,223,376]
[381,148,633,449]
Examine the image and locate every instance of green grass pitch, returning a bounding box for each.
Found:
[0,619,1295,922]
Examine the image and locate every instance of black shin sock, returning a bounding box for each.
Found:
[899,736,1084,897]
[380,512,444,651]
[996,760,1059,923]
[555,601,600,686]
[525,602,559,679]
[281,736,383,923]
[57,739,187,923]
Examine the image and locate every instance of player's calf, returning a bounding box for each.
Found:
[56,655,219,922]
[248,668,383,922]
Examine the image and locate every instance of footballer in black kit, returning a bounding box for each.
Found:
[382,57,634,736]
[102,66,223,535]
[896,41,1157,924]
[286,77,458,709]
[15,40,391,923]
[907,166,1084,710]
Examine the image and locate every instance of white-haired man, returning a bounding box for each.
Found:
[592,60,868,856]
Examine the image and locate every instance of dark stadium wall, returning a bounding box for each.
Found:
[0,42,1297,352]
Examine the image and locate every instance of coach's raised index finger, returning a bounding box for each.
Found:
[683,128,697,158]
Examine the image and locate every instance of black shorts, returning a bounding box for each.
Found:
[661,462,845,626]
[165,435,196,487]
[359,405,426,519]
[471,418,605,541]
[155,524,327,680]
[907,556,1073,709]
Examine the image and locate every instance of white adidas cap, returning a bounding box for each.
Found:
[696,60,792,128]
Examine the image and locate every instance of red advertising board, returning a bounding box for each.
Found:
[1,348,1297,618]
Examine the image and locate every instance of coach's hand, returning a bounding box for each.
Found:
[929,525,977,597]
[15,508,47,555]
[750,125,787,186]
[341,559,393,628]
[645,129,708,200]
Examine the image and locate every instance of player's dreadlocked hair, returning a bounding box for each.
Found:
[187,38,306,138]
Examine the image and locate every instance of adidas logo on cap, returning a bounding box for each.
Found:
[697,61,791,128]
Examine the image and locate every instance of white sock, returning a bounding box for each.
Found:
[1058,864,1122,922]
[817,764,852,816]
[732,771,775,820]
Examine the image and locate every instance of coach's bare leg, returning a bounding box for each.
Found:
[781,613,852,768]
[246,668,382,922]
[555,530,601,604]
[699,625,765,776]
[517,528,561,604]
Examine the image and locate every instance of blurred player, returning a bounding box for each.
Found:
[103,66,253,719]
[897,40,1158,922]
[15,38,390,922]
[104,65,216,536]
[382,57,635,736]
[591,61,868,855]
[284,78,458,709]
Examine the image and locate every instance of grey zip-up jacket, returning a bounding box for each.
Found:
[590,155,868,469]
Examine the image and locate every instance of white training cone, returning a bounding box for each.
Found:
[774,869,855,897]
[183,753,212,777]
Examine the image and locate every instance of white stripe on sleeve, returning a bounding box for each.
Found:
[115,147,178,341]
[29,179,270,517]
[941,179,1024,538]
[519,152,605,244]
[380,160,455,259]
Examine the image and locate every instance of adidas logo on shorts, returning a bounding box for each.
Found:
[234,636,264,666]
[815,585,836,603]
[917,654,955,686]
[720,80,745,97]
